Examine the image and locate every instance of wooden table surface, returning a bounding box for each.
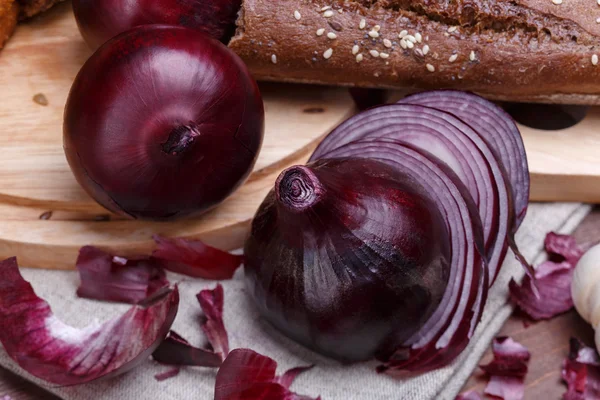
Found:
[1,208,599,399]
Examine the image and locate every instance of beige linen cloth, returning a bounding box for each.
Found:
[0,202,591,400]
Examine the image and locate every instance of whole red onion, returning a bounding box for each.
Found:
[244,158,451,362]
[73,0,242,49]
[64,25,264,220]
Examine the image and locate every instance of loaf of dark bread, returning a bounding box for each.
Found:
[229,0,600,104]
[0,0,17,49]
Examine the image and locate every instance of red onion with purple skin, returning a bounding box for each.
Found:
[64,25,264,220]
[244,157,454,363]
[73,0,241,49]
[243,91,531,373]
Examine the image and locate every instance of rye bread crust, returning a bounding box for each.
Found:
[229,0,600,104]
[0,0,17,49]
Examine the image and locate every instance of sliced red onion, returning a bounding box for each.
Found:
[214,349,318,400]
[154,367,180,382]
[311,103,516,284]
[76,246,168,304]
[562,338,600,400]
[152,235,243,280]
[0,257,179,385]
[197,284,229,358]
[324,140,486,372]
[480,337,530,400]
[400,90,529,227]
[455,390,483,400]
[152,331,222,368]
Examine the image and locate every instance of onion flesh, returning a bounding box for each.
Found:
[399,90,529,227]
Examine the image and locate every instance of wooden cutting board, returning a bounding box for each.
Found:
[1,2,599,269]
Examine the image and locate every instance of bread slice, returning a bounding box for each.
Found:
[229,0,600,104]
[0,0,17,50]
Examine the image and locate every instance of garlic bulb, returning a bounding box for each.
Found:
[571,244,600,351]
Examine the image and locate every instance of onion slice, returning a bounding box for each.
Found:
[76,246,168,304]
[152,235,243,280]
[0,257,179,385]
[323,140,486,372]
[214,349,318,400]
[311,103,515,284]
[399,91,529,227]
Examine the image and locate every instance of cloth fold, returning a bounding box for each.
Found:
[0,202,591,400]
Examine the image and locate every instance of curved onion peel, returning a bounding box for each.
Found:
[0,257,179,386]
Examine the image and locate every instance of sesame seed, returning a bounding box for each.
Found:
[294,10,301,20]
[316,28,325,36]
[448,26,457,33]
[380,52,390,59]
[352,45,360,55]
[368,30,380,38]
[422,44,430,55]
[449,53,458,62]
[426,64,435,72]
[359,19,366,29]
[597,17,600,23]
[370,49,380,57]
[406,40,414,49]
[552,0,562,4]
[374,25,381,32]
[327,32,337,39]
[323,48,333,59]
[593,54,599,65]
[271,54,277,64]
[406,35,417,43]
[323,10,334,17]
[444,32,450,37]
[338,9,343,13]
[321,6,331,11]
[383,39,392,48]
[356,53,364,62]
[399,30,408,38]
[415,32,423,43]
[400,39,408,49]
[470,50,476,61]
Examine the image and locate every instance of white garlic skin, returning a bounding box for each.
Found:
[572,244,600,352]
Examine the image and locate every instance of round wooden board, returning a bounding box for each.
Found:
[0,2,354,268]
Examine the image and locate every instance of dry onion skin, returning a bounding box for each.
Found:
[0,257,179,385]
